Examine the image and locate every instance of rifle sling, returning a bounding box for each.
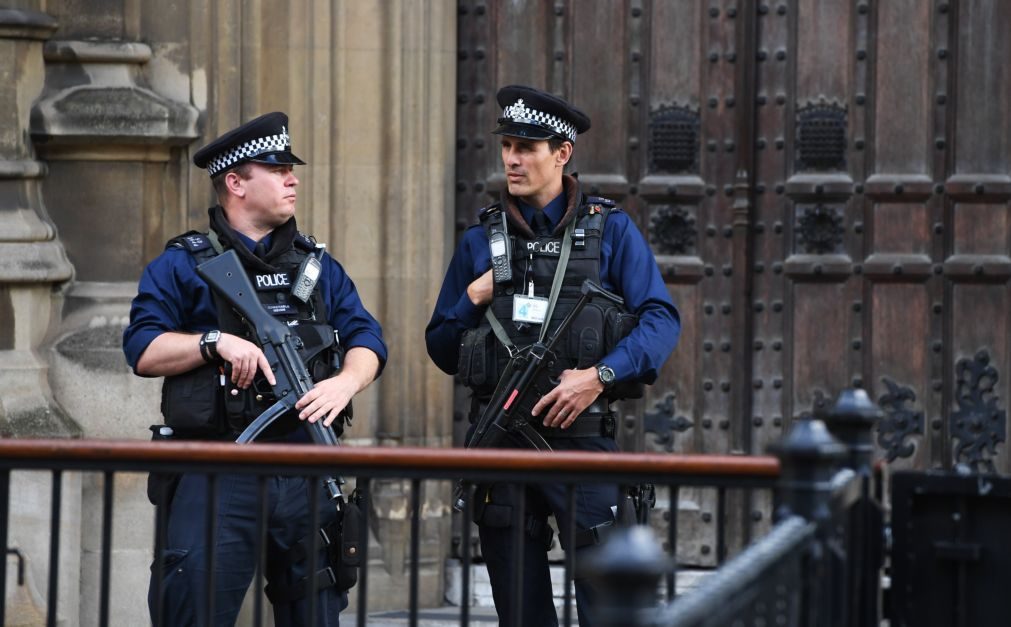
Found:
[540,220,575,343]
[484,308,514,354]
[484,219,575,351]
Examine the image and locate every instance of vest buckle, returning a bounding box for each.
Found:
[573,228,586,249]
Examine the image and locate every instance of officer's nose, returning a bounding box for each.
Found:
[286,170,299,187]
[503,147,520,168]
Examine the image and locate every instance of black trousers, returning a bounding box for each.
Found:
[476,436,620,627]
[149,473,347,626]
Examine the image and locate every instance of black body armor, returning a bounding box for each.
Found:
[457,193,642,405]
[159,228,344,440]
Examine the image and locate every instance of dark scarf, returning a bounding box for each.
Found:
[499,174,583,239]
[207,205,298,273]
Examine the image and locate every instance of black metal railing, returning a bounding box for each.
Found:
[586,389,885,627]
[0,438,780,627]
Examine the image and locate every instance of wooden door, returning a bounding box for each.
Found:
[455,0,1011,564]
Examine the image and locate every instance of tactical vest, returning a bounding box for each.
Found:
[160,229,343,439]
[457,196,641,403]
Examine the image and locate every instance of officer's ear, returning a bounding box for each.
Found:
[223,169,247,199]
[554,141,573,168]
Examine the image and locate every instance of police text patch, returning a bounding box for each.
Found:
[255,273,291,290]
[525,240,562,256]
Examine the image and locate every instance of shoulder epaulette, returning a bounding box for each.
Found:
[294,231,316,251]
[477,202,503,222]
[167,231,213,252]
[584,196,616,207]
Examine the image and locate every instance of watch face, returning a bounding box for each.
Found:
[205,330,221,343]
[599,365,615,384]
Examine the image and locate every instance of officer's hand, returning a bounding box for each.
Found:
[466,270,494,306]
[531,368,604,429]
[295,374,355,427]
[215,333,276,389]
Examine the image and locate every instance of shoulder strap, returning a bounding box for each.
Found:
[539,219,575,343]
[205,229,225,254]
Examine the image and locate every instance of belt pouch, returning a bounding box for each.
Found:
[160,362,226,436]
[458,325,498,394]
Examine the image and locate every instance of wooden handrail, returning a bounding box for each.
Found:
[0,438,780,478]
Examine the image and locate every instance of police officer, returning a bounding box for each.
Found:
[123,111,387,626]
[426,86,681,626]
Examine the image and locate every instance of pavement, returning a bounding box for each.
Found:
[348,605,588,625]
[343,606,513,626]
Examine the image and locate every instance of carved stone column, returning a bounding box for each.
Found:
[0,7,83,623]
[0,8,75,437]
[28,28,200,627]
[31,37,199,441]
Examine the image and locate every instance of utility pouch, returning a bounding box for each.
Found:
[325,489,364,591]
[457,325,499,395]
[146,425,181,506]
[605,308,645,400]
[160,362,226,437]
[606,309,639,351]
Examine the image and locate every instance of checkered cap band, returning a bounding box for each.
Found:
[206,128,292,176]
[501,98,577,141]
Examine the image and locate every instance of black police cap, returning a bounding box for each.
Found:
[193,111,306,177]
[492,85,591,143]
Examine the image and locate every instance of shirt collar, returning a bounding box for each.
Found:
[233,230,273,253]
[518,190,567,231]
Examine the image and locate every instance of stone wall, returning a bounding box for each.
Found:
[1,1,457,623]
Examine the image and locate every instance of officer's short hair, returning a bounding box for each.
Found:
[211,163,254,199]
[547,137,570,154]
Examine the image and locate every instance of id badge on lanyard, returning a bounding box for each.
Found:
[513,278,548,324]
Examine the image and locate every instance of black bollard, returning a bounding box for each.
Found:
[827,388,885,627]
[769,418,847,627]
[584,525,670,627]
[768,418,847,524]
[826,388,882,476]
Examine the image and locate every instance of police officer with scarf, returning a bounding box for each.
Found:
[124,112,387,626]
[426,86,681,626]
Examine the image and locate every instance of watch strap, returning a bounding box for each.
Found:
[596,363,616,388]
[199,331,220,362]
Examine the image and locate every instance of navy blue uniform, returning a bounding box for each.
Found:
[426,190,680,626]
[426,192,679,383]
[124,230,386,374]
[125,224,387,627]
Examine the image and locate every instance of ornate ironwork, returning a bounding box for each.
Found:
[649,205,696,255]
[643,393,693,452]
[796,100,847,171]
[876,377,923,462]
[951,350,1006,473]
[796,205,844,254]
[793,390,832,423]
[648,104,699,173]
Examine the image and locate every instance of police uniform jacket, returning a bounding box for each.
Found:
[425,178,680,388]
[123,213,387,382]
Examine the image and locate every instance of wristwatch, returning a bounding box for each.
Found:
[199,330,221,362]
[595,363,616,388]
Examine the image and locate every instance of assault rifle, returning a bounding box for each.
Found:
[453,279,624,510]
[196,249,345,501]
